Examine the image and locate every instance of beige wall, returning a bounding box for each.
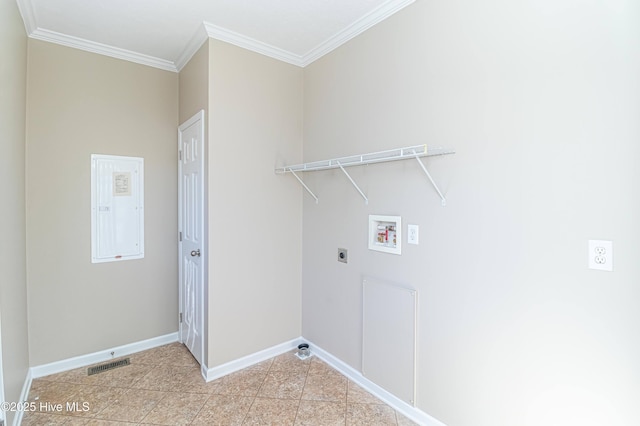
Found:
[302,1,640,425]
[25,34,303,371]
[179,41,209,125]
[12,2,638,424]
[207,39,303,367]
[26,40,179,365]
[0,0,29,423]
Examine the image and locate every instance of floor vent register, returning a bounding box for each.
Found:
[87,358,130,376]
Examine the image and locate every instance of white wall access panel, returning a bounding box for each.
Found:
[363,277,417,406]
[91,154,144,263]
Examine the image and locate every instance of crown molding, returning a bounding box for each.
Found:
[29,28,178,72]
[202,22,304,67]
[15,0,37,34]
[300,0,415,67]
[174,24,209,72]
[194,0,415,69]
[17,0,415,72]
[17,0,178,72]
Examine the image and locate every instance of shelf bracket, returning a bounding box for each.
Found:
[288,168,318,203]
[414,155,447,206]
[336,161,368,204]
[277,145,455,206]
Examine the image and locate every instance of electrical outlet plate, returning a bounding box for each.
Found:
[338,248,348,263]
[407,224,419,245]
[588,240,613,271]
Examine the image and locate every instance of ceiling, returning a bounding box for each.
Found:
[16,0,415,72]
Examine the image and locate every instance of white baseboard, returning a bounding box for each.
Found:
[303,337,447,426]
[30,332,179,379]
[202,337,302,382]
[25,333,444,426]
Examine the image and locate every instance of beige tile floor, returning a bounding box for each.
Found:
[22,343,418,425]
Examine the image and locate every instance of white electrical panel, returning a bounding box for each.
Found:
[91,154,144,263]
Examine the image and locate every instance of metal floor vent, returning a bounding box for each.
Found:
[88,358,130,376]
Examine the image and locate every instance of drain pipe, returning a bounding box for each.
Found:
[296,343,311,360]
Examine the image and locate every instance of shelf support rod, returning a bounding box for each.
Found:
[414,156,447,206]
[336,161,368,204]
[288,168,318,204]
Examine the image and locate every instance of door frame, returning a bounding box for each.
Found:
[178,110,206,366]
[0,319,5,425]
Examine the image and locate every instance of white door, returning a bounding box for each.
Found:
[178,110,205,366]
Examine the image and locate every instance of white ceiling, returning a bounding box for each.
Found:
[16,0,415,72]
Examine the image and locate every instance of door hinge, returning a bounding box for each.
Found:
[179,231,182,242]
[179,312,183,323]
[179,150,182,161]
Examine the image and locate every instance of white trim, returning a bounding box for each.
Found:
[28,28,178,72]
[199,0,415,68]
[202,337,302,382]
[200,335,445,425]
[300,0,415,66]
[17,0,415,71]
[25,332,444,426]
[174,24,209,72]
[202,22,303,67]
[15,0,37,34]
[12,369,33,426]
[304,338,447,426]
[30,332,178,379]
[0,321,4,425]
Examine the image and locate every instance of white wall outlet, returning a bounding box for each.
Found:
[588,240,613,271]
[407,224,419,245]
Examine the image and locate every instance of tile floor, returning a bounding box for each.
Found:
[22,343,418,425]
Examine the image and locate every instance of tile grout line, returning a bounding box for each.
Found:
[239,357,273,425]
[291,356,309,426]
[185,392,208,426]
[126,356,183,425]
[344,378,349,426]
